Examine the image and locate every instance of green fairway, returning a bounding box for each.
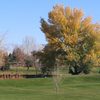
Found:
[0,75,100,100]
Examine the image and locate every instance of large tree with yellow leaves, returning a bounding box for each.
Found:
[40,5,100,75]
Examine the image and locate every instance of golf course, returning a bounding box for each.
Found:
[0,1,99,100]
[0,74,100,100]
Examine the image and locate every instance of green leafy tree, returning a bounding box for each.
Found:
[35,45,56,75]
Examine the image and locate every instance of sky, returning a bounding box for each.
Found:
[0,0,100,50]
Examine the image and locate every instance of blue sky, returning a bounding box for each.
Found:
[0,0,99,49]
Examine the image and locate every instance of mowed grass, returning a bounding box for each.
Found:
[0,75,100,100]
[0,67,39,75]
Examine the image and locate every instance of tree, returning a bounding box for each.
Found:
[0,50,6,66]
[0,50,9,71]
[24,55,33,71]
[12,47,25,67]
[40,5,100,75]
[32,51,41,75]
[3,52,11,70]
[37,45,56,75]
[35,44,65,75]
[22,36,36,55]
[0,34,7,69]
[21,36,36,70]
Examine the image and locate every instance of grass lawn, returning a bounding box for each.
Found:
[0,74,100,100]
[0,67,41,75]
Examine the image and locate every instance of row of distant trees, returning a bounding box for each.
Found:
[0,36,41,74]
[0,5,99,75]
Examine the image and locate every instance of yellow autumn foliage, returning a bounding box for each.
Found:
[41,5,100,68]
